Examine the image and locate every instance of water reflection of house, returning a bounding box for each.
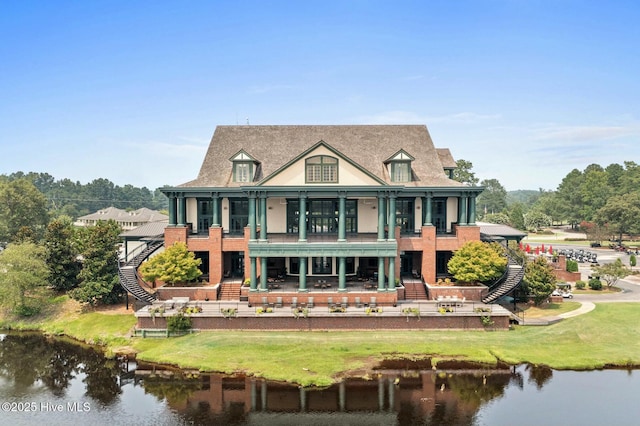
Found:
[142,368,515,423]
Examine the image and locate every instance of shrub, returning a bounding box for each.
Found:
[588,278,603,291]
[14,304,40,317]
[575,280,586,290]
[566,259,579,273]
[167,312,192,332]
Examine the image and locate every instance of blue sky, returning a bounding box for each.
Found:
[1,0,639,191]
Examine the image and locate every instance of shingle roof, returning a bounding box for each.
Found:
[77,207,168,223]
[478,222,527,239]
[120,221,168,238]
[436,148,457,169]
[180,125,464,188]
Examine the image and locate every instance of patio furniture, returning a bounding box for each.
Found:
[275,297,283,308]
[291,297,298,309]
[369,297,377,308]
[307,297,314,308]
[328,297,335,308]
[262,296,269,309]
[341,297,348,308]
[355,297,362,308]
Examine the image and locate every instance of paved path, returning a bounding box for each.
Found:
[520,274,640,325]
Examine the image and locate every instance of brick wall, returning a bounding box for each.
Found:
[137,313,508,331]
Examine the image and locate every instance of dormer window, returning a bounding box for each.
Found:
[385,150,414,183]
[230,150,258,183]
[306,155,338,183]
[234,162,252,182]
[392,162,410,182]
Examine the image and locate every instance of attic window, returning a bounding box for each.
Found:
[234,162,253,182]
[230,150,256,183]
[306,155,338,183]
[391,162,411,182]
[386,150,414,183]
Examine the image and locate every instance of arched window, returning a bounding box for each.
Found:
[305,155,338,183]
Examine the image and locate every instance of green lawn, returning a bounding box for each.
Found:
[130,303,640,386]
[518,301,581,318]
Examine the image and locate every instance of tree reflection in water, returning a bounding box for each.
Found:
[0,333,122,405]
[0,333,574,426]
[526,364,554,389]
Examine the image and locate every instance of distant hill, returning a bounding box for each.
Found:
[507,190,541,206]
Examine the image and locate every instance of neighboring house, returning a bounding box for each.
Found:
[75,207,168,231]
[160,125,484,304]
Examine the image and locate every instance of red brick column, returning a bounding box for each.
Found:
[164,226,188,246]
[209,226,223,284]
[421,226,436,284]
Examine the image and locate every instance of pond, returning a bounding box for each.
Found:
[1,332,639,425]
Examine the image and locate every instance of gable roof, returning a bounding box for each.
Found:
[436,148,457,169]
[76,207,168,223]
[180,125,464,188]
[260,140,387,186]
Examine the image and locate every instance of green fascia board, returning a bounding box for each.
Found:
[248,240,398,258]
[161,185,484,199]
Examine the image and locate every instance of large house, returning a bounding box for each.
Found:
[159,125,484,306]
[75,207,168,231]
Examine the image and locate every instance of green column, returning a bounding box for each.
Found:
[424,194,432,226]
[212,194,220,227]
[377,257,386,291]
[338,195,346,242]
[388,195,396,240]
[299,195,307,242]
[177,195,186,226]
[298,257,307,292]
[249,193,257,241]
[168,195,177,226]
[468,195,477,225]
[459,195,468,226]
[260,257,268,291]
[388,256,395,291]
[259,194,267,241]
[338,257,346,292]
[377,195,386,241]
[250,257,257,291]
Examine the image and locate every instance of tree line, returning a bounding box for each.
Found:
[456,160,640,241]
[1,172,168,220]
[0,172,170,316]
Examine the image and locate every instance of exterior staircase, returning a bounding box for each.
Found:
[403,279,428,300]
[219,282,242,300]
[118,238,164,305]
[482,249,525,304]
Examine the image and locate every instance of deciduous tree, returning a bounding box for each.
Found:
[0,242,50,316]
[594,193,640,243]
[0,179,49,244]
[447,241,507,283]
[44,216,81,292]
[523,256,556,306]
[591,258,631,288]
[70,220,122,305]
[139,242,202,285]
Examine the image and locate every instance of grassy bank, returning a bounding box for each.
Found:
[132,303,640,386]
[2,299,640,387]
